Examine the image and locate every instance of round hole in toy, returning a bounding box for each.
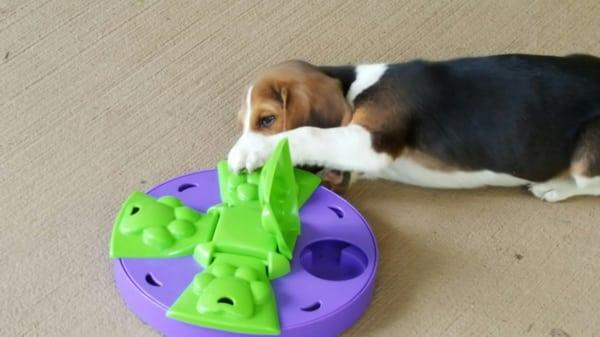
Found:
[300,240,368,281]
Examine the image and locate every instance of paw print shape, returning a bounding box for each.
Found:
[120,195,203,249]
[218,161,261,206]
[111,192,217,257]
[193,261,272,318]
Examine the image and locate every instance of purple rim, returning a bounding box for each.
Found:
[113,169,378,337]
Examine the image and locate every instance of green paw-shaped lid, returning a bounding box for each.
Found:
[110,192,218,258]
[217,139,320,209]
[167,254,280,335]
[217,162,262,206]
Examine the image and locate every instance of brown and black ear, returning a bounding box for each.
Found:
[305,75,352,128]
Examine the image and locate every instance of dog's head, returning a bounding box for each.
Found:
[237,60,351,135]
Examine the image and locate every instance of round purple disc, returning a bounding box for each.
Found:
[113,169,378,337]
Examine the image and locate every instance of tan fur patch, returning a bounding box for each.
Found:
[570,159,589,176]
[351,106,386,132]
[350,91,411,158]
[402,148,457,172]
[571,119,600,177]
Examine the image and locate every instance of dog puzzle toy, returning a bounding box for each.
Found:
[110,139,378,336]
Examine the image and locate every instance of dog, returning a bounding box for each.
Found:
[228,54,600,202]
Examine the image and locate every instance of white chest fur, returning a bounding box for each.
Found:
[368,156,529,189]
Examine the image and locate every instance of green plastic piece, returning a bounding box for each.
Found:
[215,139,320,260]
[110,192,218,258]
[167,254,280,335]
[216,154,320,209]
[195,204,275,262]
[259,139,301,259]
[266,251,291,279]
[294,168,322,207]
[193,204,291,279]
[217,162,262,206]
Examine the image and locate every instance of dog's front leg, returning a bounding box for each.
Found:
[228,124,393,173]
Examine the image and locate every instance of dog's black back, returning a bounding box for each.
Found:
[347,54,600,181]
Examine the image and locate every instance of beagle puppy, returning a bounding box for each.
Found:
[228,54,600,202]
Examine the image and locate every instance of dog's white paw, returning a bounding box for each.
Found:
[529,182,575,202]
[228,134,275,172]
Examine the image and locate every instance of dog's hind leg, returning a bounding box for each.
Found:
[570,119,600,196]
[530,119,600,202]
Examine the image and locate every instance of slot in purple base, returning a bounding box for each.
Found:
[113,169,378,337]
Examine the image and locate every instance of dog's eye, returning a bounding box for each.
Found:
[259,115,276,128]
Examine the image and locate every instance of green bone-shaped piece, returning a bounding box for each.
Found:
[110,192,218,258]
[167,254,280,335]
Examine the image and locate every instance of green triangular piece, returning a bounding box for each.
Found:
[293,168,321,207]
[110,192,218,258]
[258,139,302,259]
[167,254,280,335]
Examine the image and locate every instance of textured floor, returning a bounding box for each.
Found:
[2,1,600,336]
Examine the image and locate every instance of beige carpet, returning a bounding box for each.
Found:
[2,1,600,336]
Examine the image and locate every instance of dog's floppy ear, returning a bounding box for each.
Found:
[305,75,352,128]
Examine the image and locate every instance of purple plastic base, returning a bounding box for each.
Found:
[113,169,378,337]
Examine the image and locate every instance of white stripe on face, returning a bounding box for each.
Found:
[243,85,254,134]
